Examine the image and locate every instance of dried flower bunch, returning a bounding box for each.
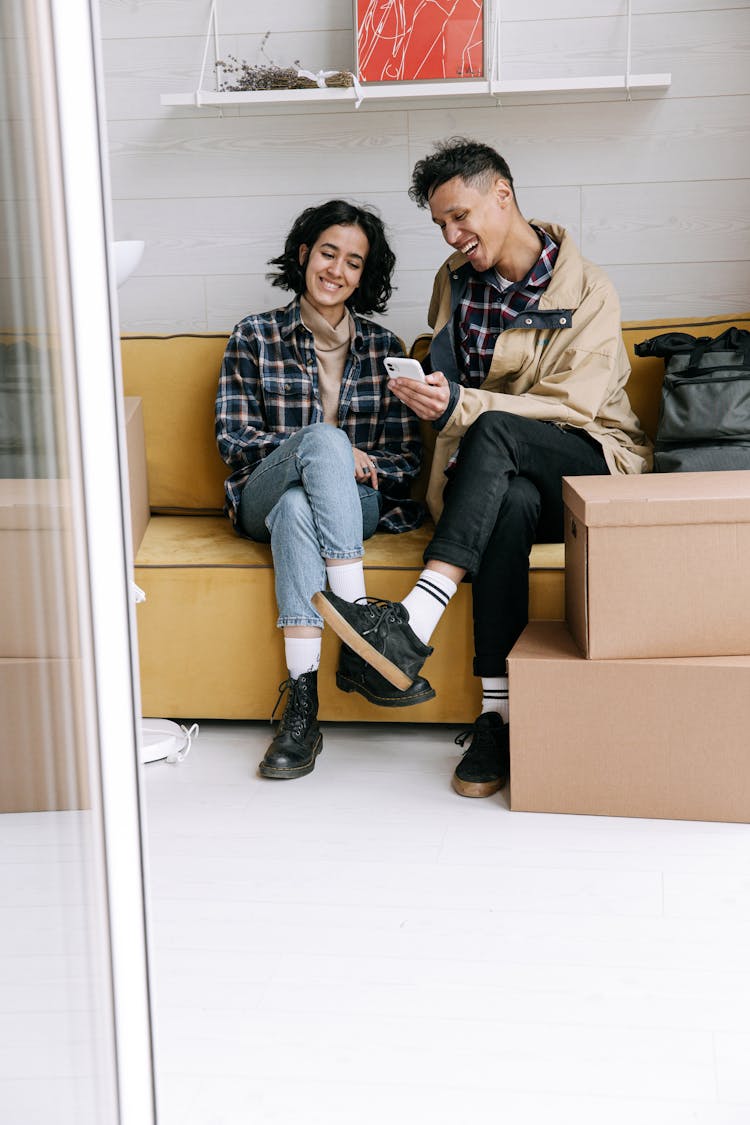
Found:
[216,55,312,91]
[216,32,353,93]
[323,72,354,88]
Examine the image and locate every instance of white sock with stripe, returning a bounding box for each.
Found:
[326,560,366,604]
[401,569,458,645]
[481,677,509,723]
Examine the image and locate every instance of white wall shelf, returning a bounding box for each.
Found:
[161,74,672,110]
[160,0,670,111]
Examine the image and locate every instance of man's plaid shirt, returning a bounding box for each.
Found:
[215,298,423,533]
[457,225,559,387]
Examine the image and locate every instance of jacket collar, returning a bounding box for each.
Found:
[533,221,584,311]
[442,220,585,311]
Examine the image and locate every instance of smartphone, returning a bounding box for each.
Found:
[384,357,426,383]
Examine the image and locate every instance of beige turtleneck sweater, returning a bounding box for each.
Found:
[300,294,353,426]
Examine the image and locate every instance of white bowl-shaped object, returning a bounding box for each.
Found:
[113,239,145,287]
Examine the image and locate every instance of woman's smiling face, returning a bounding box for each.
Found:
[299,223,370,325]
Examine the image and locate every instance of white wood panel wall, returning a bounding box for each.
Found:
[100,1,750,345]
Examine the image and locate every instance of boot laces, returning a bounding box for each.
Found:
[352,596,406,637]
[454,714,502,756]
[271,676,313,740]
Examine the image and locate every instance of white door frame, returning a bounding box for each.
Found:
[45,0,156,1120]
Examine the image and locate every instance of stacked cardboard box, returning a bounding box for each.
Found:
[0,478,90,812]
[507,471,750,823]
[2,398,147,812]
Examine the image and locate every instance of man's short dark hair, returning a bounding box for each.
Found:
[267,199,396,315]
[409,137,515,208]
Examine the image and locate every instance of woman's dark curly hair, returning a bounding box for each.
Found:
[267,200,396,315]
[409,137,515,208]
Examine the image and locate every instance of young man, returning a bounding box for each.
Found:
[315,138,652,798]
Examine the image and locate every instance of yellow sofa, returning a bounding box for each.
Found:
[122,312,749,723]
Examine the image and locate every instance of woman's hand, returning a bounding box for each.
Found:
[388,370,452,421]
[352,446,378,489]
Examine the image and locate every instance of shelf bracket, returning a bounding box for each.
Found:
[197,0,221,106]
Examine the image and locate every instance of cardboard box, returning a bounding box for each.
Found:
[0,657,90,812]
[508,621,750,823]
[564,470,750,659]
[124,395,149,552]
[0,478,79,659]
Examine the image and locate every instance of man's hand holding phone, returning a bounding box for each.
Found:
[385,357,452,421]
[383,357,427,382]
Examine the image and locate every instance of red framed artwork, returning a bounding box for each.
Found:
[355,0,485,83]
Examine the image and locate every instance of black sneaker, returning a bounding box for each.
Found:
[452,712,509,798]
[336,644,436,707]
[312,591,432,690]
[259,671,322,780]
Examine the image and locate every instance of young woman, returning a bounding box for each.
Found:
[215,200,426,781]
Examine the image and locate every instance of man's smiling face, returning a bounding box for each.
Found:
[428,174,513,274]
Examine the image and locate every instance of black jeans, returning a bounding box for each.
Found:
[424,412,609,676]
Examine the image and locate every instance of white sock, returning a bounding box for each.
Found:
[481,676,509,723]
[402,569,458,645]
[326,560,366,604]
[284,637,321,681]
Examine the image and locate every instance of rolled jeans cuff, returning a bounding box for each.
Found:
[423,535,479,575]
[320,548,364,561]
[277,613,324,629]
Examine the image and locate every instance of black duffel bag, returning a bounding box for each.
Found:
[635,327,750,472]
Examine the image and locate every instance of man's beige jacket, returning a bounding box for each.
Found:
[425,221,653,520]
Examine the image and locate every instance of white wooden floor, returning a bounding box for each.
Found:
[3,719,750,1123]
[142,720,750,1125]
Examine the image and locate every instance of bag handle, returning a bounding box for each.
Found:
[686,327,750,373]
[635,327,750,364]
[634,332,698,358]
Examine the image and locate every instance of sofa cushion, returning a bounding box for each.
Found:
[122,333,228,513]
[135,514,564,574]
[134,516,565,721]
[122,314,750,516]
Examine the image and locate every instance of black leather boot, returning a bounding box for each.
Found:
[452,712,509,797]
[336,644,436,707]
[312,591,432,690]
[259,671,322,780]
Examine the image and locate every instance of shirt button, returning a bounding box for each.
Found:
[284,382,292,392]
[559,317,567,325]
[525,317,533,326]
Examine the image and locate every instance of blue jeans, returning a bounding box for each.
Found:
[237,424,381,628]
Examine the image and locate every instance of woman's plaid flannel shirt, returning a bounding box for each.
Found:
[215,298,424,533]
